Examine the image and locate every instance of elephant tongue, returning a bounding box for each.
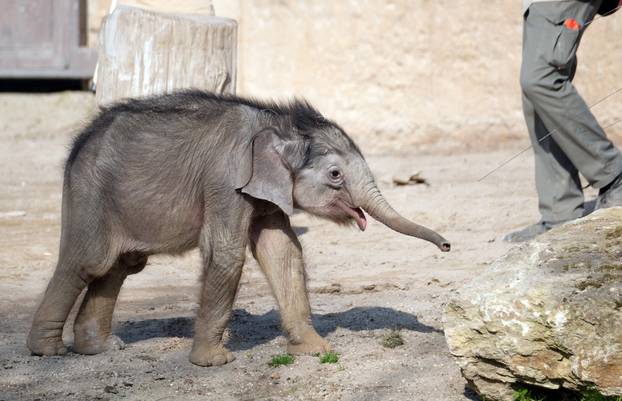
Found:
[352,207,368,231]
[336,201,367,231]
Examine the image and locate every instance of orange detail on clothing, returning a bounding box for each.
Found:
[564,18,581,30]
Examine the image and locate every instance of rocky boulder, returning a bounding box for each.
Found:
[444,208,622,401]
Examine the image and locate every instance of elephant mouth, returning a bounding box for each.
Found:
[335,199,367,231]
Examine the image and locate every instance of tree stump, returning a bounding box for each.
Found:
[95,4,236,106]
[109,0,215,15]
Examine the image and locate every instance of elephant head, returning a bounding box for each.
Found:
[235,101,450,252]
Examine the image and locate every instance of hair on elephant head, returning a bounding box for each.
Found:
[233,97,450,251]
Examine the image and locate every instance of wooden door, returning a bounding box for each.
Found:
[0,0,96,79]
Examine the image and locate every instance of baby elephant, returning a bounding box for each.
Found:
[27,91,450,366]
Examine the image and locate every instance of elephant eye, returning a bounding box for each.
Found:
[328,168,342,181]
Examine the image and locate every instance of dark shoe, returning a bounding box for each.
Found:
[595,173,622,210]
[503,221,557,243]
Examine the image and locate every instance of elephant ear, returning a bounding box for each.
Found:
[234,129,294,215]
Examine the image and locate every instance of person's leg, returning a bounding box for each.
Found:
[505,91,584,242]
[521,1,622,193]
[525,93,585,224]
[505,4,590,242]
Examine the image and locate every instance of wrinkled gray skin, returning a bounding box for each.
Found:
[27,91,450,366]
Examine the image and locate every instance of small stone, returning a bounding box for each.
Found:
[382,331,404,349]
[103,385,118,394]
[392,172,428,186]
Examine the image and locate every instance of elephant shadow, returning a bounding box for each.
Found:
[116,306,442,352]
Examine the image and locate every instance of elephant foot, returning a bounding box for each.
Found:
[286,327,331,355]
[73,319,125,355]
[27,324,67,356]
[73,333,125,355]
[189,344,236,367]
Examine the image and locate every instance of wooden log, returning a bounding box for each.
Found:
[112,0,215,15]
[88,0,215,47]
[95,4,236,106]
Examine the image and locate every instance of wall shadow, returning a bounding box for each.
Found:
[116,306,442,352]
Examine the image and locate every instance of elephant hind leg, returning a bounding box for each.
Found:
[73,252,148,355]
[27,256,117,356]
[27,221,119,356]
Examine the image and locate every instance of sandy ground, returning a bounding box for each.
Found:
[0,92,604,401]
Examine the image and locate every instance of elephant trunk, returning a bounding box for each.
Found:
[356,182,451,252]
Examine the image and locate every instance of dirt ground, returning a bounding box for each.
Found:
[0,92,604,401]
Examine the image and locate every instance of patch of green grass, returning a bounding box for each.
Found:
[513,388,545,401]
[268,353,295,367]
[318,351,339,364]
[382,331,404,349]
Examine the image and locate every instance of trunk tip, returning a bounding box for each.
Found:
[439,241,451,252]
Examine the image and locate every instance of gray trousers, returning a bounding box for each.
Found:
[521,0,622,223]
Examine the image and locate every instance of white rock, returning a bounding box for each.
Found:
[444,208,622,401]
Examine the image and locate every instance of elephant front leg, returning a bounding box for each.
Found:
[251,212,330,355]
[190,237,245,367]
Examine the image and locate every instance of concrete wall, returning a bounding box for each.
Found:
[89,0,622,153]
